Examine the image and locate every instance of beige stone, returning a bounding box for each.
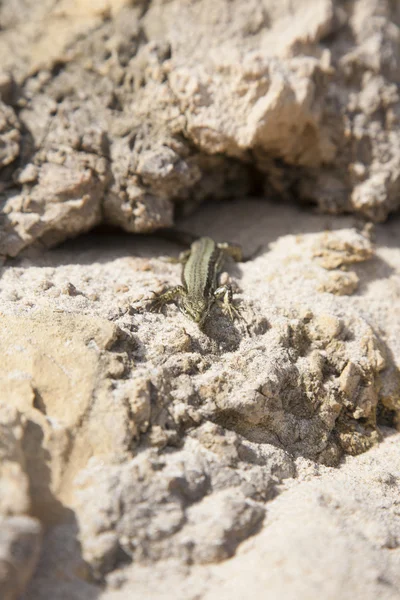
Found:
[1,0,400,596]
[1,0,400,257]
[0,311,138,520]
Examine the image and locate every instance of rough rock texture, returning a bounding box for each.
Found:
[99,432,400,600]
[0,406,42,600]
[0,516,42,600]
[0,101,20,170]
[1,1,400,598]
[1,0,400,257]
[0,200,398,599]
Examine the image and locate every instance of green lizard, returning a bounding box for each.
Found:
[148,236,243,328]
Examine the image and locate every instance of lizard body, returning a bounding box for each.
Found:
[148,236,242,327]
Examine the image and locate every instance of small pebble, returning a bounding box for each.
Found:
[62,282,81,296]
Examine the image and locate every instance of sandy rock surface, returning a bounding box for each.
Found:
[1,0,400,258]
[0,405,42,600]
[0,199,398,599]
[1,1,400,598]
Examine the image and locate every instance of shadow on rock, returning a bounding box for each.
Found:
[21,420,102,600]
[354,255,396,293]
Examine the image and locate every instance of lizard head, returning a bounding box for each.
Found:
[180,298,209,326]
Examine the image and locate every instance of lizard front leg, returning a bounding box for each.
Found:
[214,284,242,321]
[148,285,187,313]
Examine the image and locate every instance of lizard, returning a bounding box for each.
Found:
[147,236,243,328]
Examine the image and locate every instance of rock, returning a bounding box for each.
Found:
[196,432,400,600]
[312,229,374,270]
[0,517,42,600]
[195,309,389,462]
[19,524,99,600]
[0,200,397,600]
[0,311,140,522]
[0,72,15,105]
[16,164,39,185]
[1,1,400,256]
[317,270,360,295]
[91,433,400,600]
[1,0,400,596]
[73,430,292,572]
[178,489,265,564]
[0,405,42,600]
[0,101,20,168]
[0,149,108,259]
[0,405,30,517]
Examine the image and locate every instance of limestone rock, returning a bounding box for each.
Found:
[0,517,42,600]
[0,405,42,600]
[0,101,20,169]
[317,270,360,296]
[0,200,396,599]
[1,0,400,594]
[0,311,139,521]
[197,433,400,600]
[91,433,400,600]
[1,1,400,256]
[195,311,387,462]
[312,229,374,270]
[0,72,15,106]
[74,430,292,572]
